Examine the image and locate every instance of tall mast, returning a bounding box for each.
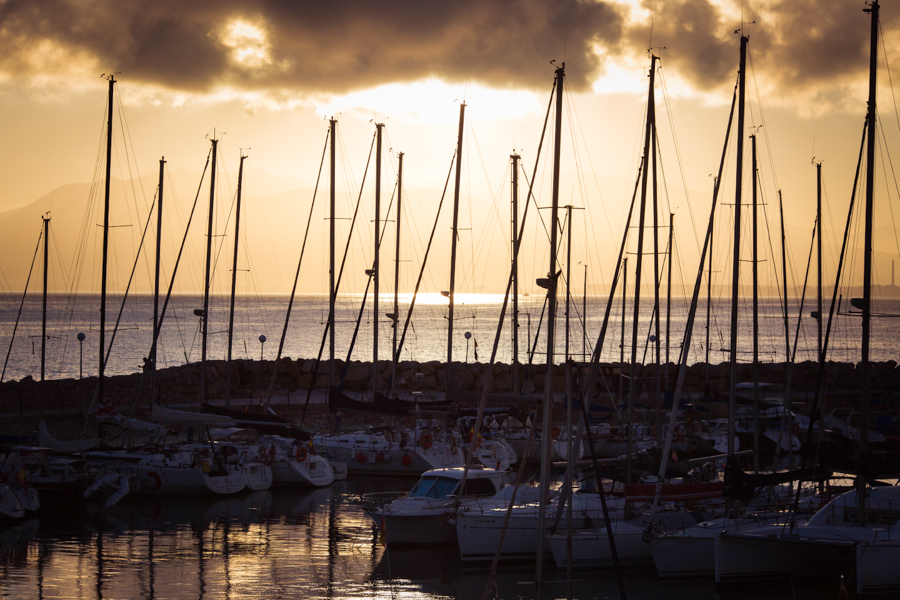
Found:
[817,160,823,358]
[98,75,114,406]
[330,119,337,389]
[859,0,879,523]
[816,161,822,357]
[728,35,748,455]
[706,178,716,386]
[373,123,384,388]
[751,134,760,474]
[225,153,247,405]
[446,102,465,390]
[511,153,521,393]
[150,158,165,405]
[390,152,403,397]
[564,202,574,583]
[652,106,662,446]
[565,205,573,364]
[41,214,50,382]
[535,62,564,588]
[666,212,674,392]
[627,54,657,485]
[779,191,791,418]
[621,257,627,404]
[583,264,588,361]
[199,135,218,406]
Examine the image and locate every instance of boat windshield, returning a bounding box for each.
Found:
[407,476,459,499]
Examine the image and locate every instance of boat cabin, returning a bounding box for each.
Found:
[406,466,504,500]
[809,486,900,536]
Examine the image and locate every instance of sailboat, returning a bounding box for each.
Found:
[714,3,900,594]
[310,119,463,475]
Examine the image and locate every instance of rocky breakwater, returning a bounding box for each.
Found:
[1,358,899,419]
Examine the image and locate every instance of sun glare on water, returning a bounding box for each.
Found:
[345,292,512,306]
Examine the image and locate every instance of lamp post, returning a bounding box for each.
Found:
[77,332,85,379]
[259,335,267,361]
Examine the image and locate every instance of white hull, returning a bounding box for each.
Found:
[133,464,246,496]
[856,542,900,596]
[455,495,624,562]
[0,484,24,519]
[270,455,335,487]
[714,529,855,587]
[651,533,716,578]
[652,516,792,578]
[6,480,40,512]
[549,521,653,569]
[379,513,457,545]
[322,444,463,476]
[244,463,274,491]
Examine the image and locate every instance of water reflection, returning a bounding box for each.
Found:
[0,480,838,599]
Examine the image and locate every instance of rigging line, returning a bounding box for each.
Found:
[563,85,609,293]
[47,216,80,374]
[247,166,288,291]
[875,114,900,260]
[339,180,397,385]
[469,158,510,276]
[300,130,377,417]
[759,190,786,355]
[578,155,644,412]
[462,125,477,300]
[819,168,844,281]
[393,152,458,363]
[0,264,12,294]
[748,49,781,196]
[161,167,190,363]
[658,64,702,254]
[758,187,786,328]
[563,80,615,240]
[879,19,900,135]
[791,122,867,480]
[0,226,42,382]
[113,89,153,277]
[129,149,212,410]
[336,127,371,271]
[98,194,157,374]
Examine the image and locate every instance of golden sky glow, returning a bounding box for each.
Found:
[0,0,897,299]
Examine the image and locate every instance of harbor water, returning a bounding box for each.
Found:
[0,479,839,600]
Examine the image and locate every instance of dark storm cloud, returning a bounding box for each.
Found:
[0,0,625,92]
[627,0,897,95]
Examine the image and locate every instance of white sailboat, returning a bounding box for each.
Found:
[260,434,335,487]
[715,485,900,587]
[314,424,464,476]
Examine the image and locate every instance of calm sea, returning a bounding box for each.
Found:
[0,480,837,600]
[1,292,897,383]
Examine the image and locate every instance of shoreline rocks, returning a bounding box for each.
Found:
[1,358,899,420]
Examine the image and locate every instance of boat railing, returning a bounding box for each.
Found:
[359,491,408,511]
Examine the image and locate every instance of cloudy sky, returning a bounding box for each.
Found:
[0,0,896,298]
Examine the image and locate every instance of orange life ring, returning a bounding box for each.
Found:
[146,471,162,492]
[295,446,307,462]
[551,426,560,440]
[791,423,800,437]
[421,433,434,449]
